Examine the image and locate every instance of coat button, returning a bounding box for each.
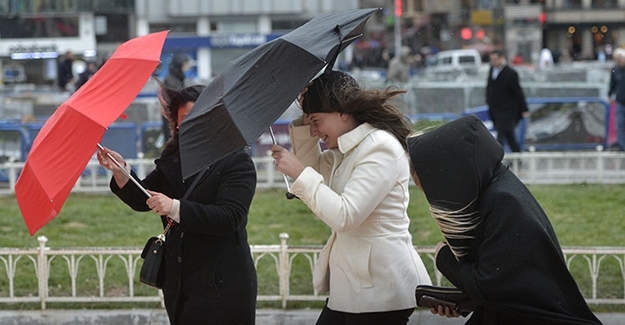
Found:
[180,232,184,238]
[177,257,182,263]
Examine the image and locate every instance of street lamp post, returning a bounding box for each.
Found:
[395,0,402,56]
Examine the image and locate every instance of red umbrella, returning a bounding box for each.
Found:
[15,30,168,236]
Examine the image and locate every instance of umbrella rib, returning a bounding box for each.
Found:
[342,33,363,44]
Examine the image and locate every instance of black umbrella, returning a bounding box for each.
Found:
[179,8,380,180]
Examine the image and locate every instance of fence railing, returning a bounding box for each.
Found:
[1,234,623,310]
[506,149,625,184]
[2,150,625,197]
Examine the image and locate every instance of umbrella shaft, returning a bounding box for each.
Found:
[269,127,292,193]
[97,143,151,198]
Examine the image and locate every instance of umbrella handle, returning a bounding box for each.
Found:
[97,143,151,198]
[268,127,298,200]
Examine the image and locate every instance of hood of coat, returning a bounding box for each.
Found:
[408,115,503,213]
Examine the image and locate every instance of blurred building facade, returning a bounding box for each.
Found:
[359,0,625,66]
[543,0,625,61]
[0,0,134,86]
[3,0,625,87]
[135,0,359,82]
[0,0,359,87]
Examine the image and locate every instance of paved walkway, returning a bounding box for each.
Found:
[0,309,620,325]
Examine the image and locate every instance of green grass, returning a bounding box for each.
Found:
[1,184,625,311]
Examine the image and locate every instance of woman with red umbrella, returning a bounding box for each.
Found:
[97,84,258,325]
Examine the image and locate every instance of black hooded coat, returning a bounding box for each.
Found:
[408,115,602,325]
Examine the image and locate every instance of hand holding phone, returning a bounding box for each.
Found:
[418,295,458,310]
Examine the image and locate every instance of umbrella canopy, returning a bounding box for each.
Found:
[179,8,379,180]
[15,30,168,235]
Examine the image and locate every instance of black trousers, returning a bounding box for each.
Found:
[315,301,414,325]
[496,127,521,152]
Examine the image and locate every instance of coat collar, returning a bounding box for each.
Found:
[337,123,376,154]
[154,146,186,197]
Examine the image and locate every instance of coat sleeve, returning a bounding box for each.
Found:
[609,68,616,98]
[290,137,402,232]
[177,151,257,236]
[435,182,565,307]
[485,68,492,106]
[509,68,528,117]
[436,192,530,304]
[289,118,334,179]
[110,168,164,212]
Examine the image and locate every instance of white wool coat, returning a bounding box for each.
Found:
[289,119,432,313]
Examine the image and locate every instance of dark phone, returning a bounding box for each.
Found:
[418,295,458,310]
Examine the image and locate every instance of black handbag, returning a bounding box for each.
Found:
[139,233,167,288]
[415,285,475,316]
[139,168,208,289]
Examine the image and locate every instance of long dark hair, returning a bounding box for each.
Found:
[303,71,412,151]
[343,87,412,151]
[155,78,205,151]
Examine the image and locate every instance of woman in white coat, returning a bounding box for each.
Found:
[271,70,431,325]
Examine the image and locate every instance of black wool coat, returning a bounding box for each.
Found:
[486,65,528,132]
[410,116,602,325]
[111,146,258,325]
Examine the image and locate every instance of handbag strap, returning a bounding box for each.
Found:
[160,167,209,237]
[182,167,208,200]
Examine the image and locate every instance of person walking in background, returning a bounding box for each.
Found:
[75,61,98,91]
[608,47,625,151]
[271,70,431,325]
[162,53,191,142]
[538,48,554,70]
[386,46,412,84]
[97,83,258,325]
[408,115,603,325]
[57,51,75,92]
[486,50,529,152]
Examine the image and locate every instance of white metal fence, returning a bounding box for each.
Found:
[0,234,624,310]
[1,151,625,309]
[2,150,625,198]
[506,149,625,184]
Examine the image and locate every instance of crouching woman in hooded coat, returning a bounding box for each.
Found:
[407,115,602,325]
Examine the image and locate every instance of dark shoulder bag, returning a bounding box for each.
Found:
[139,168,208,289]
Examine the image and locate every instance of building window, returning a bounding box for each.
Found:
[564,0,583,8]
[592,0,618,8]
[0,16,79,38]
[150,23,197,35]
[271,20,307,33]
[0,0,134,14]
[95,14,131,43]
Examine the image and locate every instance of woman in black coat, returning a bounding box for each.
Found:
[407,115,602,325]
[97,84,258,325]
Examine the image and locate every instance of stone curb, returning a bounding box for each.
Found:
[0,309,618,325]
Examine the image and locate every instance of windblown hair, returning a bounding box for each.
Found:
[428,199,481,259]
[155,78,205,151]
[314,81,413,151]
[347,87,413,151]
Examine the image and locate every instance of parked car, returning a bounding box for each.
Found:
[426,49,483,78]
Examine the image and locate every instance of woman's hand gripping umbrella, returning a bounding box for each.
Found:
[269,127,298,200]
[96,143,151,197]
[97,144,174,216]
